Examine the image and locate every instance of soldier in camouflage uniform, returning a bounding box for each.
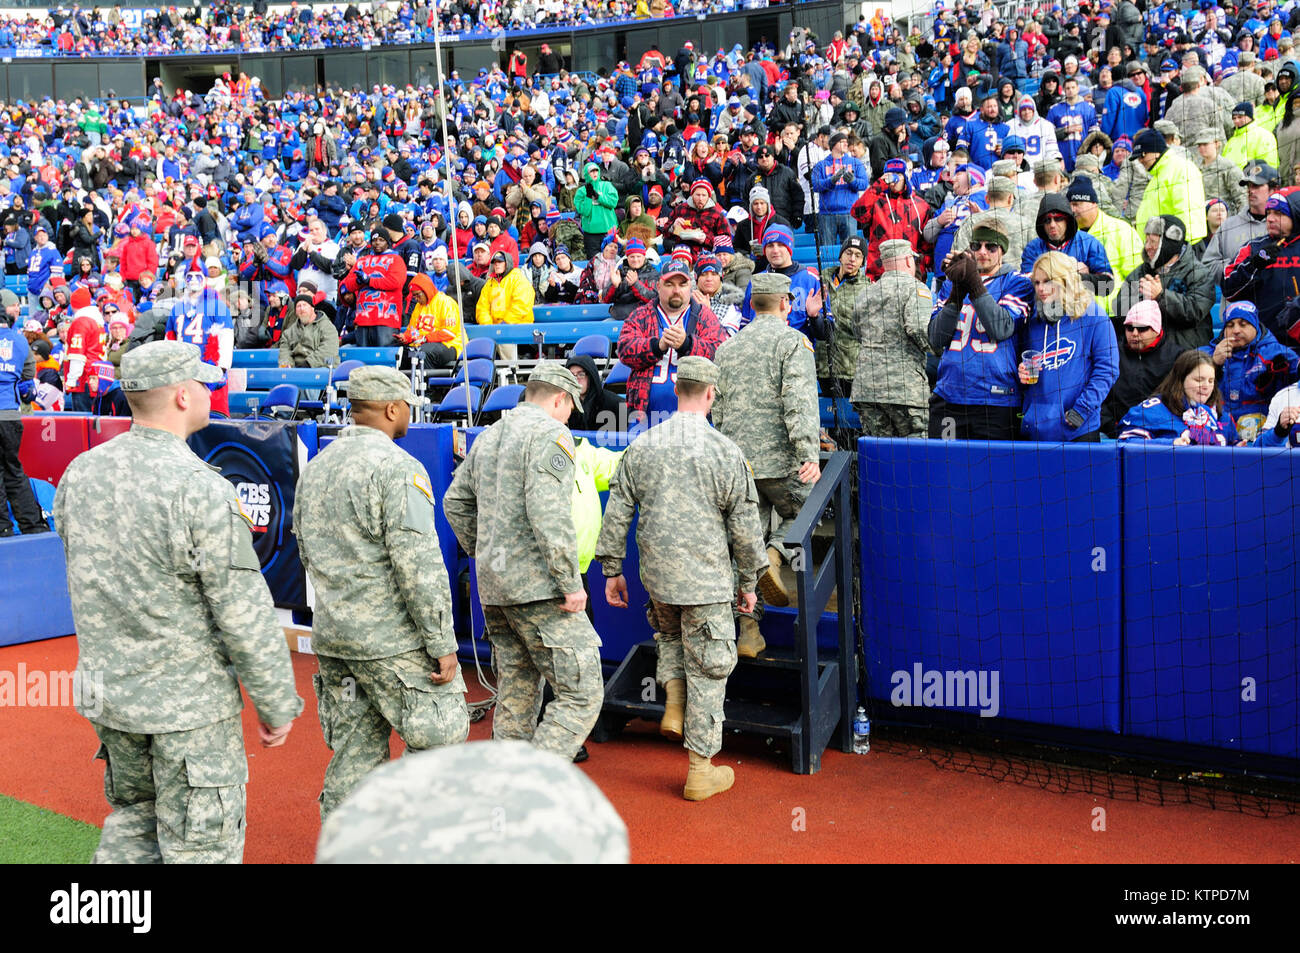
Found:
[1112,151,1151,224]
[1221,51,1266,109]
[316,741,629,863]
[1164,69,1232,145]
[816,236,869,395]
[712,271,821,658]
[596,357,766,801]
[851,240,933,436]
[1071,153,1124,220]
[1193,127,1248,217]
[293,366,469,820]
[952,177,1034,270]
[443,362,603,762]
[53,341,302,864]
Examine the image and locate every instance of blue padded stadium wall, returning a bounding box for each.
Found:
[858,438,1123,733]
[1121,444,1300,760]
[0,534,76,647]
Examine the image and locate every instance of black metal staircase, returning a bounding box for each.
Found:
[597,451,858,773]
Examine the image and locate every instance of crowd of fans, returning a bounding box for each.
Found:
[0,0,766,55]
[10,0,1300,448]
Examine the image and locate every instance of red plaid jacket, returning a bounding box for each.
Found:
[851,179,932,278]
[618,297,725,416]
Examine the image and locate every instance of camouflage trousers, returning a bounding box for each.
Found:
[485,599,604,761]
[754,475,812,562]
[91,713,247,864]
[650,601,737,758]
[314,649,470,819]
[853,402,928,438]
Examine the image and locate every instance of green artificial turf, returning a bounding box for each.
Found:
[0,794,100,864]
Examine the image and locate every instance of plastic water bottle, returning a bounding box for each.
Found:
[852,706,871,754]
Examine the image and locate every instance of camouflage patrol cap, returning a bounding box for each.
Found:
[675,355,719,386]
[1032,157,1063,176]
[879,239,914,263]
[349,365,429,405]
[529,360,583,406]
[749,271,792,297]
[120,340,223,391]
[315,741,629,864]
[1074,153,1102,173]
[990,159,1018,178]
[1153,119,1180,140]
[986,175,1016,196]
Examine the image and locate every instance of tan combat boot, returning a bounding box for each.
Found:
[758,545,790,607]
[660,678,685,740]
[737,616,766,659]
[684,750,735,801]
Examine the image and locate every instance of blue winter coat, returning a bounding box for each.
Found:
[1119,396,1239,444]
[1018,301,1120,440]
[1198,306,1298,426]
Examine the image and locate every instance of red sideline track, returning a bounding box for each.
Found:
[3,637,1299,863]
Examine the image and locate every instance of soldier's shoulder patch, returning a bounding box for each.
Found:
[544,447,573,479]
[554,432,575,461]
[800,336,815,353]
[411,471,433,503]
[230,497,254,528]
[917,285,933,300]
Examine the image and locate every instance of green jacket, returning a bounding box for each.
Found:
[572,438,623,573]
[817,265,870,381]
[278,314,340,369]
[573,172,619,236]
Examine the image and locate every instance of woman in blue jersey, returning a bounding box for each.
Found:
[1119,349,1240,445]
[1018,251,1120,441]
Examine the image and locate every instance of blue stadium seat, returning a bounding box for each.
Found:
[481,384,524,413]
[465,321,622,347]
[434,384,481,417]
[534,304,613,322]
[571,334,610,359]
[428,357,494,388]
[299,360,365,415]
[604,361,631,387]
[245,367,331,390]
[258,384,300,419]
[464,338,496,361]
[232,349,279,369]
[338,346,402,366]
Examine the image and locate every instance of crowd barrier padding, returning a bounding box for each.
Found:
[18,413,90,486]
[0,533,75,647]
[858,438,1124,734]
[1122,443,1300,759]
[22,414,1298,763]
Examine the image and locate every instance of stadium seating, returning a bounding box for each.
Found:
[244,368,331,390]
[298,360,364,416]
[433,384,481,420]
[571,334,611,359]
[534,304,613,322]
[464,338,496,361]
[604,362,631,387]
[257,383,300,419]
[232,350,279,369]
[427,357,494,389]
[481,384,524,414]
[465,321,622,347]
[338,346,402,366]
